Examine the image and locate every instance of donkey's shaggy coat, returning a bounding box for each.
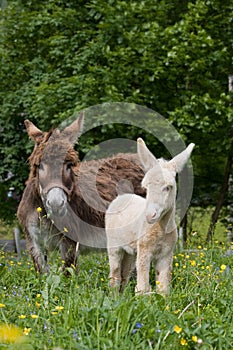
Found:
[17,114,145,273]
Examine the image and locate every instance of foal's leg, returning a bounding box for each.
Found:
[155,253,173,295]
[135,244,152,294]
[108,248,124,289]
[120,253,136,292]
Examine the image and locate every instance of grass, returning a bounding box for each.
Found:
[0,239,233,350]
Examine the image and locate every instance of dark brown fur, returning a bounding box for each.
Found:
[17,116,145,273]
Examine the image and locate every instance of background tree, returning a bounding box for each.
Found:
[0,0,232,233]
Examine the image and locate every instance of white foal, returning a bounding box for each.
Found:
[106,138,194,295]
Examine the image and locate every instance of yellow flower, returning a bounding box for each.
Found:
[180,338,187,346]
[220,264,226,271]
[36,294,41,298]
[173,309,181,314]
[51,311,58,315]
[0,324,23,344]
[192,335,198,342]
[190,260,196,266]
[63,227,68,232]
[31,314,38,319]
[55,306,64,311]
[35,302,41,307]
[36,207,42,213]
[174,325,182,334]
[23,328,31,336]
[0,304,5,308]
[18,315,26,319]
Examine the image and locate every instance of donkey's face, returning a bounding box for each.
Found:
[137,138,195,225]
[38,140,78,216]
[142,163,176,224]
[25,114,84,217]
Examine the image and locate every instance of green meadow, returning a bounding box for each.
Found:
[0,237,232,350]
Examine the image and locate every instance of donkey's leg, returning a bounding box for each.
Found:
[120,253,136,292]
[155,253,173,296]
[135,244,152,294]
[26,236,49,274]
[108,248,124,289]
[26,219,49,274]
[60,237,78,274]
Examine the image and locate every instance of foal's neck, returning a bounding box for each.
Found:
[159,206,176,234]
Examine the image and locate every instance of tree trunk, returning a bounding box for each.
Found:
[206,139,233,241]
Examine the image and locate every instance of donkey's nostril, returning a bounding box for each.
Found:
[59,200,64,208]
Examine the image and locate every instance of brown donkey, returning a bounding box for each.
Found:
[17,113,145,273]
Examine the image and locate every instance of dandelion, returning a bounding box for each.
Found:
[35,302,41,307]
[23,328,31,336]
[198,245,202,250]
[190,260,196,266]
[51,311,58,315]
[18,315,26,319]
[36,207,42,213]
[0,324,23,344]
[220,264,227,271]
[63,227,68,232]
[192,335,198,342]
[180,338,187,346]
[31,314,39,319]
[55,306,64,311]
[173,309,181,314]
[0,303,5,308]
[36,294,41,298]
[174,325,182,334]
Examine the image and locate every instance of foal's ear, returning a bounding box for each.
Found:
[61,111,85,144]
[169,143,195,173]
[24,119,44,144]
[137,138,157,171]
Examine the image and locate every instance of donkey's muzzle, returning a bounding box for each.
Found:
[45,187,67,217]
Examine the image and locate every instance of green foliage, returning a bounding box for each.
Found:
[0,0,233,221]
[0,244,233,349]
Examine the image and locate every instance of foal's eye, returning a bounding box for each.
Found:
[163,185,171,192]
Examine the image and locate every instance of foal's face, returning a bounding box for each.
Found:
[142,164,176,224]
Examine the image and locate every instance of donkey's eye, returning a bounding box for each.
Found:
[65,162,73,171]
[39,163,44,171]
[163,185,171,192]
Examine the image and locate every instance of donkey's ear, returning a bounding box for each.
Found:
[137,138,157,171]
[24,119,44,144]
[169,143,195,173]
[61,111,85,144]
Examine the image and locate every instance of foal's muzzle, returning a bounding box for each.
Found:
[45,187,67,217]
